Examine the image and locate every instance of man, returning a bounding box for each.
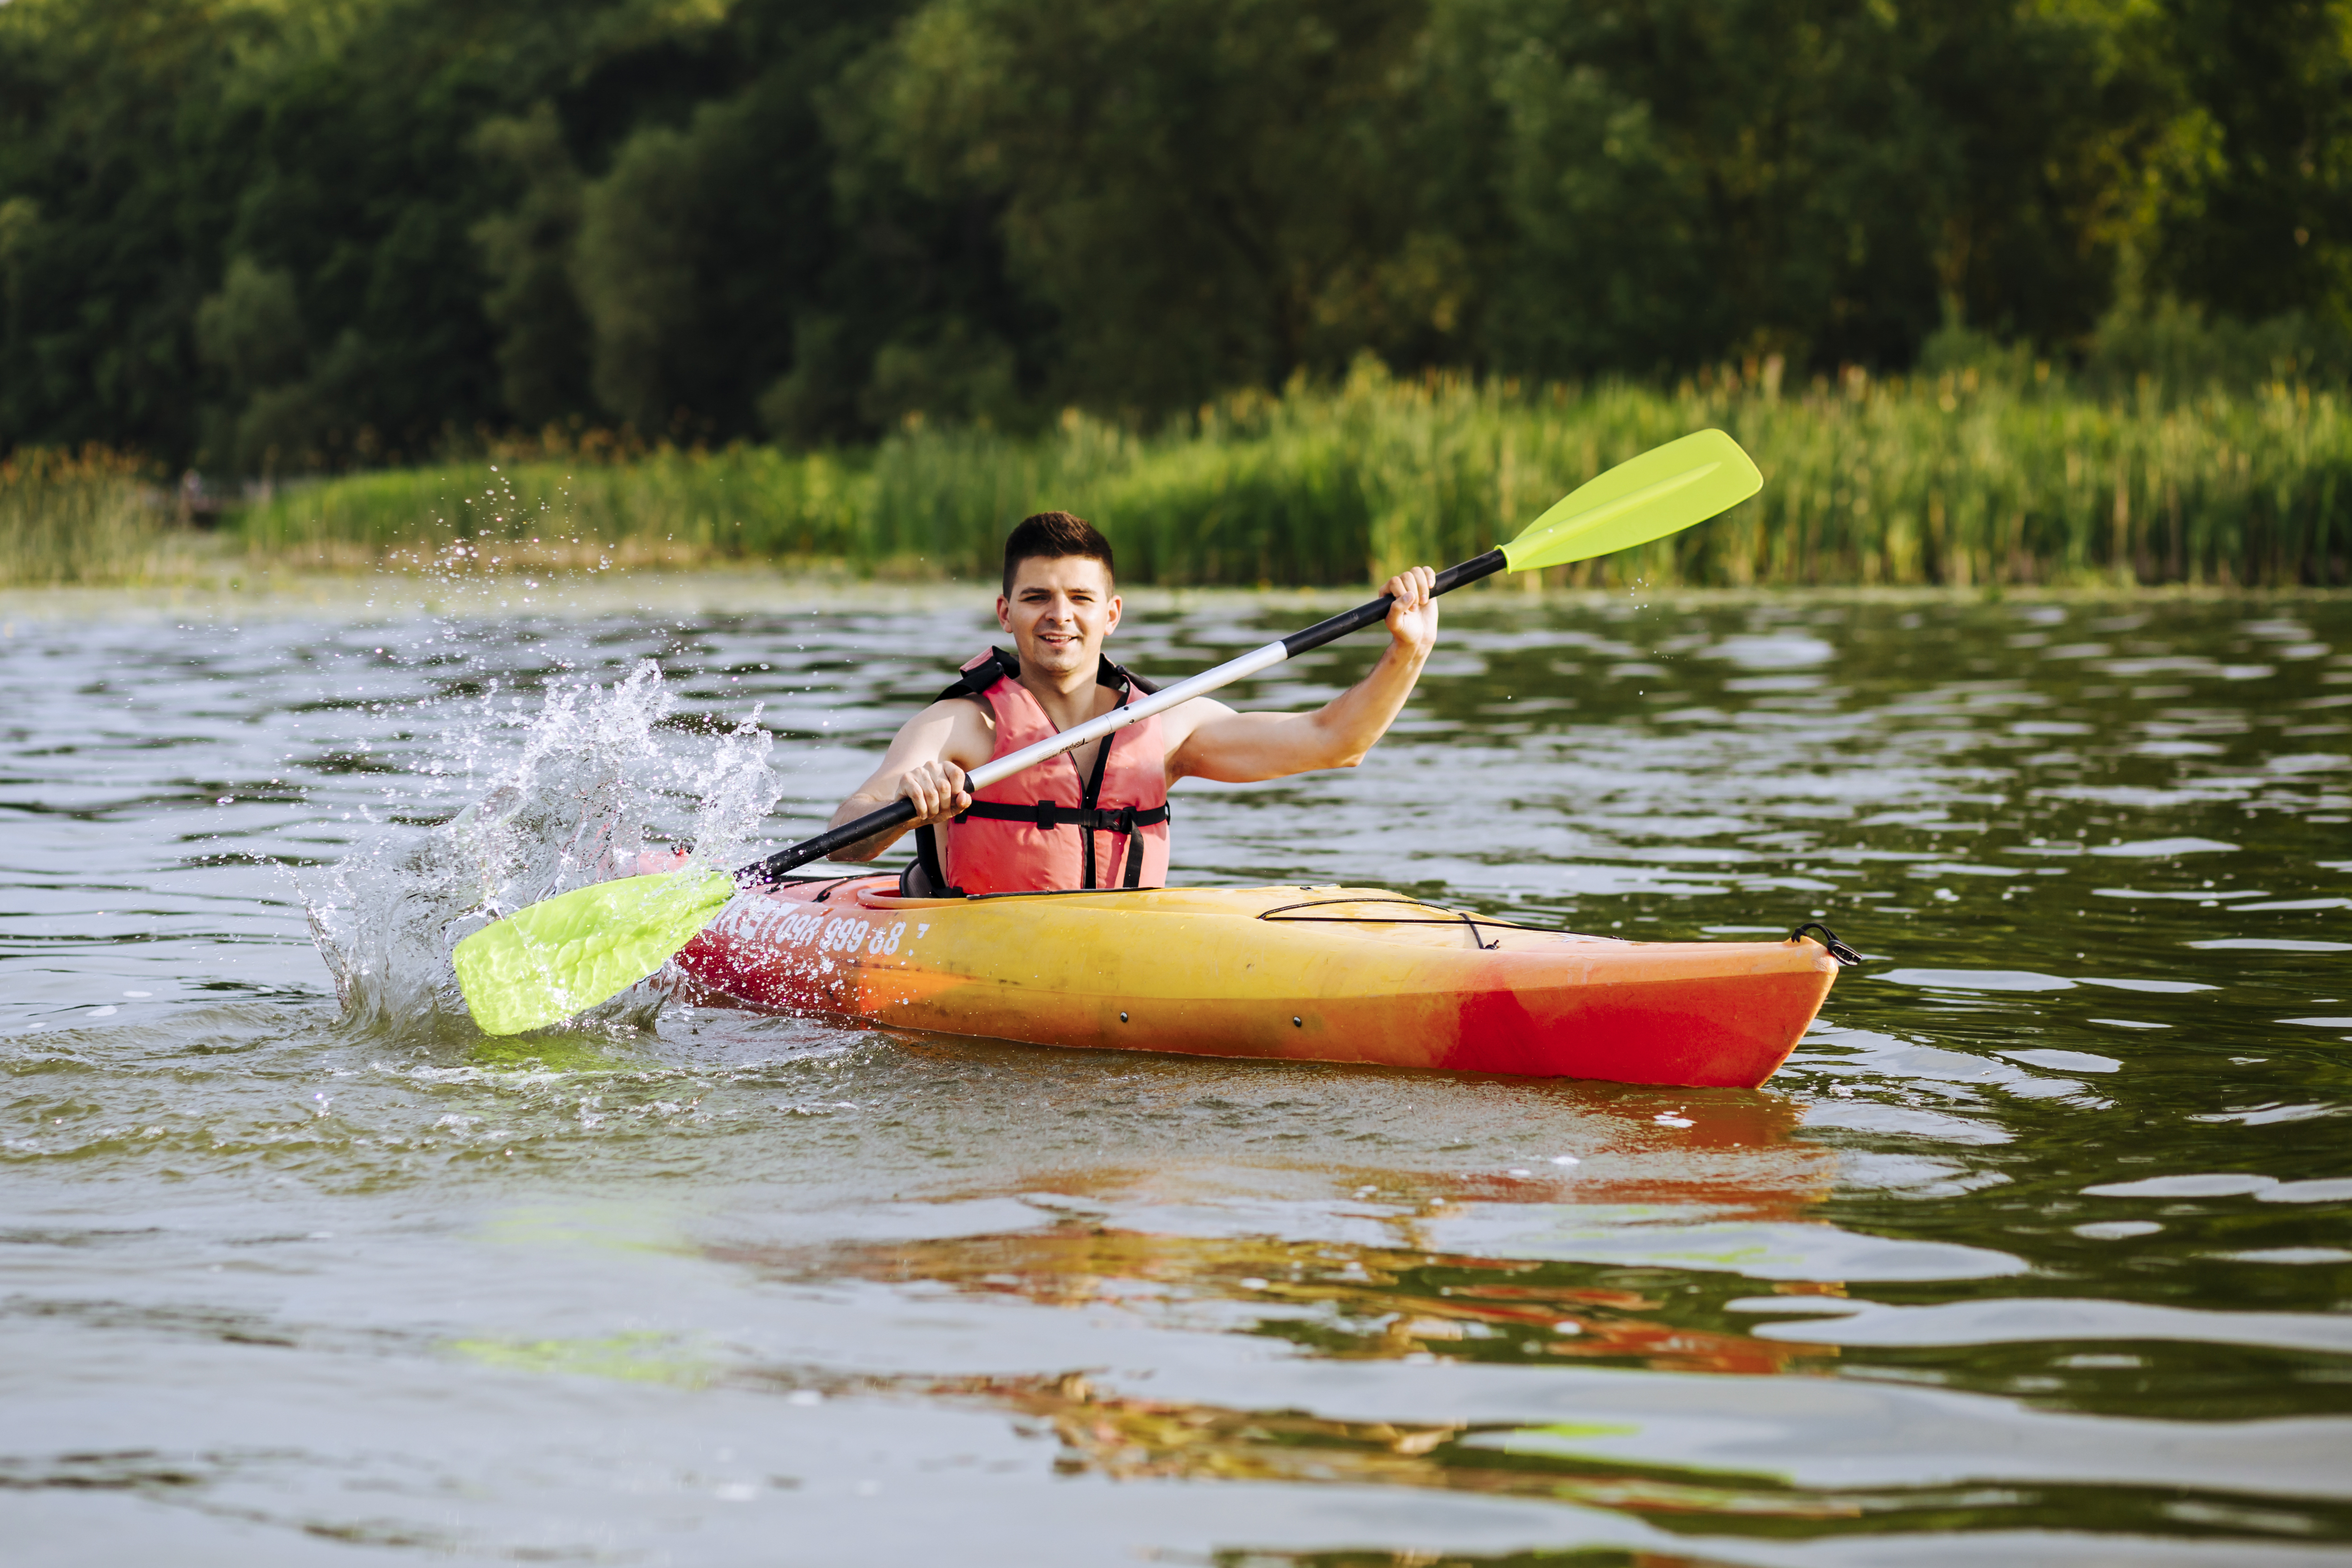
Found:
[827,510,1438,896]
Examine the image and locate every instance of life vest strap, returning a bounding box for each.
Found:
[953,800,1171,833]
[954,800,1171,889]
[907,823,958,898]
[935,647,1160,703]
[907,801,1170,896]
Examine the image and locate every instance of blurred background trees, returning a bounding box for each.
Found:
[1,0,2345,474]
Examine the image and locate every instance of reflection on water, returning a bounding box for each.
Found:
[2,579,2349,1565]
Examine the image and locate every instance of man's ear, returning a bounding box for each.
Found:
[996,594,1012,632]
[1104,593,1122,634]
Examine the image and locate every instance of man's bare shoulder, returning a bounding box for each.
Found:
[1157,693,1233,738]
[1158,694,1236,779]
[896,693,996,766]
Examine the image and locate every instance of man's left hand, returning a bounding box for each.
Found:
[1383,565,1439,655]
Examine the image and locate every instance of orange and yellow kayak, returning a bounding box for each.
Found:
[674,878,1839,1088]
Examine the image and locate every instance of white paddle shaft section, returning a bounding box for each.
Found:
[966,639,1291,791]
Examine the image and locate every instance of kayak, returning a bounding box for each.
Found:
[672,877,1839,1088]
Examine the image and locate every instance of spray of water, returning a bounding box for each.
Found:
[304,658,781,1034]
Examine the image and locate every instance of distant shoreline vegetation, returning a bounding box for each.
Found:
[7,362,2349,591]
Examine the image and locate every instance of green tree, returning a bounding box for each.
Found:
[865,0,1461,411]
[2146,0,2352,331]
[0,0,247,460]
[1443,0,2168,374]
[0,0,2343,470]
[474,103,592,429]
[551,0,960,441]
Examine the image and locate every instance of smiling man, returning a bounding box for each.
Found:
[827,511,1439,896]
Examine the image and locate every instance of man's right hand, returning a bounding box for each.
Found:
[825,698,991,863]
[897,760,973,826]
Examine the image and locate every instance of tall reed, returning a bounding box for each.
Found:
[234,364,2352,588]
[0,447,170,586]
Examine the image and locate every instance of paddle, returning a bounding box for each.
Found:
[454,427,1762,1034]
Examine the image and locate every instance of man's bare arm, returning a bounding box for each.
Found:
[825,700,993,862]
[1163,567,1437,785]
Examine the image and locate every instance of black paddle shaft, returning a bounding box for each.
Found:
[739,795,924,887]
[739,545,1511,888]
[1279,548,1507,657]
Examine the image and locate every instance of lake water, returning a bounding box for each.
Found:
[4,577,2349,1566]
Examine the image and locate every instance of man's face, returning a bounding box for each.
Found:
[998,555,1120,679]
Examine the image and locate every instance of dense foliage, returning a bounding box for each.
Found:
[2,0,2347,474]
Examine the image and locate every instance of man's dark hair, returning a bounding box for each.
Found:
[1002,511,1115,595]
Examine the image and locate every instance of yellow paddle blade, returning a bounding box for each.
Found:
[453,868,738,1036]
[1500,428,1761,572]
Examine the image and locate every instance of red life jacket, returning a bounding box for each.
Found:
[913,647,1172,897]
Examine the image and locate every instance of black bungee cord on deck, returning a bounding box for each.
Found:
[1788,922,1863,965]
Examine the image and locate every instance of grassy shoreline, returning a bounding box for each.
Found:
[9,365,2350,589]
[9,571,2346,637]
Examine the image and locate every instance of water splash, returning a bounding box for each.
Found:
[304,659,780,1033]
